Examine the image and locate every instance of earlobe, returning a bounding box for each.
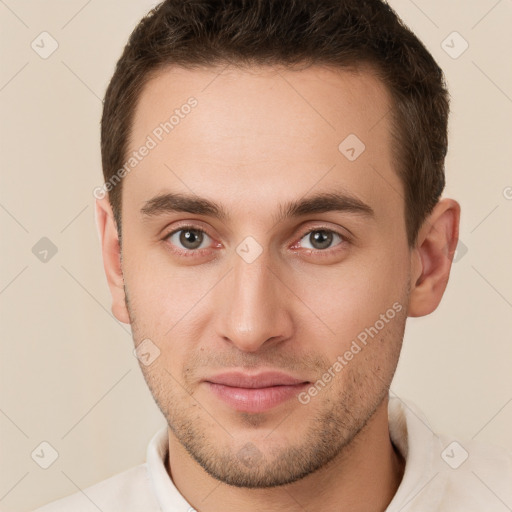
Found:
[408,198,461,317]
[95,197,131,325]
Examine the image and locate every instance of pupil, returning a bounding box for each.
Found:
[180,229,203,249]
[311,230,332,249]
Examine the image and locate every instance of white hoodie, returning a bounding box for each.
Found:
[33,397,512,511]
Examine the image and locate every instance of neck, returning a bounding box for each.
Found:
[167,396,405,512]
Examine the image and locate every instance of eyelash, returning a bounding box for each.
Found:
[162,224,349,257]
[292,226,349,255]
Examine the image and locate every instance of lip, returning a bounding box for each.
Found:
[203,371,310,413]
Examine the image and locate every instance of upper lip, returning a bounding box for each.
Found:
[204,371,309,388]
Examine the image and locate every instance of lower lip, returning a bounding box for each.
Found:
[205,382,309,413]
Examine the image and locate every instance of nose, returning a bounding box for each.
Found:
[213,249,294,353]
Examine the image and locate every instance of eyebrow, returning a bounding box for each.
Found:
[140,190,374,223]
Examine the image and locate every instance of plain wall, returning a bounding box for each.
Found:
[1,1,511,510]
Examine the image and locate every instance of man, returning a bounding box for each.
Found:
[35,0,512,510]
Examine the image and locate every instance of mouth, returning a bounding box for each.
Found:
[203,371,310,413]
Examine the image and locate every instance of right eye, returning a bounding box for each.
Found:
[165,226,213,251]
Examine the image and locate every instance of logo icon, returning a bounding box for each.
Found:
[31,32,59,59]
[31,441,59,469]
[441,32,469,59]
[338,134,366,161]
[134,338,161,366]
[236,236,263,264]
[441,441,469,469]
[32,237,58,263]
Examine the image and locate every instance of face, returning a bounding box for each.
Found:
[117,64,413,487]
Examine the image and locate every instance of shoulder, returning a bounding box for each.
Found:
[434,434,512,508]
[388,398,512,511]
[32,463,162,512]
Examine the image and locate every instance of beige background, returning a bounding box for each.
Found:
[1,1,511,510]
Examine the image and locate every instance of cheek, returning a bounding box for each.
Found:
[123,251,223,376]
[323,299,406,393]
[123,242,218,323]
[289,254,407,344]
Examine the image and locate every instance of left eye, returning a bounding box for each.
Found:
[166,228,212,250]
[298,229,344,250]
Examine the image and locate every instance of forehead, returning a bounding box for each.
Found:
[124,63,402,230]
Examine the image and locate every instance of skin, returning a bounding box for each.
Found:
[96,64,460,512]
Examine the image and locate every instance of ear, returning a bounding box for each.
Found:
[408,198,461,317]
[95,197,131,324]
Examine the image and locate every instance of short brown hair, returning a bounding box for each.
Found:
[101,0,449,247]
